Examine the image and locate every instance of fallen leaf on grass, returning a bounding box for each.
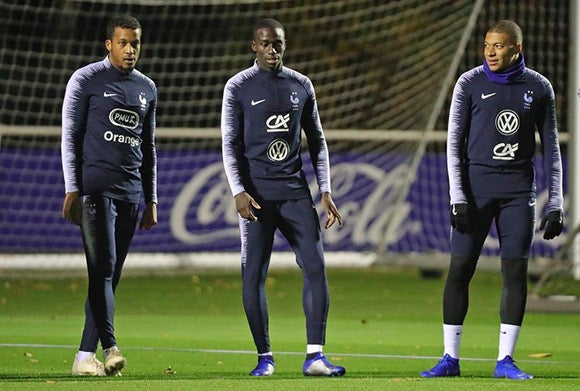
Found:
[529,353,552,358]
[165,366,176,374]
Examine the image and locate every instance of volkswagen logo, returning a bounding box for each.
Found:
[495,109,520,136]
[266,139,289,162]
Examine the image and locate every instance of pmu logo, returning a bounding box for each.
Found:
[493,142,518,160]
[109,108,139,129]
[267,138,289,162]
[495,109,519,136]
[266,113,290,132]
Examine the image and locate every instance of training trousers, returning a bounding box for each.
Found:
[79,195,139,352]
[239,197,329,354]
[445,196,535,326]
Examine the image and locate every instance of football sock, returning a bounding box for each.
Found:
[498,323,520,360]
[443,324,463,359]
[76,351,95,361]
[306,344,323,355]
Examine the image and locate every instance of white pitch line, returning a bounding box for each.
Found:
[0,343,575,366]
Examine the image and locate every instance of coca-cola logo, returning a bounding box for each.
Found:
[311,163,421,246]
[170,162,239,244]
[169,161,422,247]
[168,159,563,252]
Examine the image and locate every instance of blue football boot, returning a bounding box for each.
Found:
[494,355,533,380]
[420,354,460,378]
[249,354,274,376]
[302,352,346,377]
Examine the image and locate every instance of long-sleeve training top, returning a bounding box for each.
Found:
[221,62,331,201]
[62,56,157,204]
[447,65,563,213]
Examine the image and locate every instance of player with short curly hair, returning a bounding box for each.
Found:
[62,14,158,377]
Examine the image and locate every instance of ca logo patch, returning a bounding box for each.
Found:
[266,113,290,132]
[493,142,518,160]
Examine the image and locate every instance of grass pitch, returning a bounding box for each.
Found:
[1,266,579,390]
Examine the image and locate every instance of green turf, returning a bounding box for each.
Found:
[1,267,579,389]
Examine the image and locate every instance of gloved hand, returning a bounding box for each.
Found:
[450,203,471,234]
[539,210,563,240]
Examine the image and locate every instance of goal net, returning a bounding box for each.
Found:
[0,0,571,270]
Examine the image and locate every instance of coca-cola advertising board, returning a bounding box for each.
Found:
[0,147,566,257]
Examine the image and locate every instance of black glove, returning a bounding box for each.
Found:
[539,210,563,240]
[450,203,471,234]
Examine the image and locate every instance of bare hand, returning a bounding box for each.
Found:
[235,192,261,222]
[140,202,158,230]
[62,192,82,226]
[321,192,342,229]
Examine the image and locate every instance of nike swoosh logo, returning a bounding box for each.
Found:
[481,92,496,99]
[251,99,266,106]
[104,92,117,97]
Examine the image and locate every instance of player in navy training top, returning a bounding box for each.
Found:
[221,18,345,377]
[61,15,157,377]
[421,20,563,380]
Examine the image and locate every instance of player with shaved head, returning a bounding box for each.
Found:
[221,18,345,377]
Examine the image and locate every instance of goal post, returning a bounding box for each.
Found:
[375,0,485,263]
[568,1,580,279]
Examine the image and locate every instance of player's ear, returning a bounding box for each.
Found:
[105,39,112,52]
[251,40,257,53]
